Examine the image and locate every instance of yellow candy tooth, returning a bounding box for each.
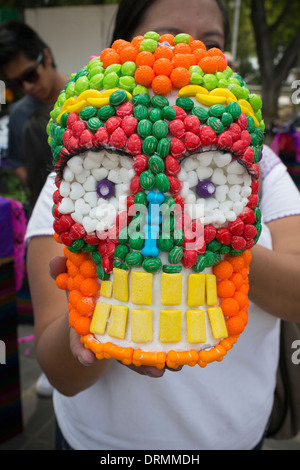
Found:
[131,272,152,305]
[206,274,218,306]
[207,307,228,340]
[210,88,237,102]
[86,97,110,107]
[178,85,209,97]
[100,281,113,299]
[161,273,182,306]
[107,305,128,339]
[90,302,111,335]
[186,309,207,344]
[159,309,181,343]
[112,268,129,302]
[187,273,205,307]
[196,93,227,106]
[131,309,153,343]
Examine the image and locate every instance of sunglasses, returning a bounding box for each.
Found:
[8,53,44,89]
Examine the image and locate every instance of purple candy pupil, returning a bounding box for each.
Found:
[196,180,216,198]
[96,179,115,199]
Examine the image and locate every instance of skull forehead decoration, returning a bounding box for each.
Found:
[49,32,264,369]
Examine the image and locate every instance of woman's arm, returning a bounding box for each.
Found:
[27,235,112,396]
[248,215,300,322]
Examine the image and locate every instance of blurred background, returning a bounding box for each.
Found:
[0,0,299,450]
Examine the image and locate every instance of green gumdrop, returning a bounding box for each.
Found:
[189,65,204,76]
[132,85,149,95]
[74,76,90,94]
[217,79,229,88]
[103,71,119,89]
[121,61,136,76]
[140,38,157,52]
[249,93,263,112]
[88,65,104,78]
[65,82,75,98]
[144,31,160,41]
[105,63,122,76]
[119,75,136,91]
[87,57,101,70]
[190,73,203,85]
[89,73,104,90]
[174,33,190,44]
[203,74,218,91]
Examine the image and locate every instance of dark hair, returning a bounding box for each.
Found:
[23,105,53,207]
[111,0,230,47]
[0,20,56,72]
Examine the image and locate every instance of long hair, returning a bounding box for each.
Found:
[110,0,230,47]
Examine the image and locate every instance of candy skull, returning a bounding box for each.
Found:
[49,32,263,369]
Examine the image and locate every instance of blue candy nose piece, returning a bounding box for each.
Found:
[142,191,165,257]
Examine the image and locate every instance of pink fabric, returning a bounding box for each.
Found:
[9,199,27,291]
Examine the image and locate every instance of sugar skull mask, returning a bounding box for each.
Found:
[49,32,263,369]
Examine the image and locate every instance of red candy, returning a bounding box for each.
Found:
[70,222,86,240]
[228,218,244,236]
[167,176,182,193]
[53,189,62,204]
[79,129,94,148]
[94,127,110,146]
[126,134,142,155]
[130,175,143,194]
[170,138,186,158]
[240,207,256,224]
[244,224,257,240]
[116,101,133,118]
[101,256,113,273]
[217,131,233,150]
[105,116,122,134]
[59,231,73,246]
[133,154,148,175]
[59,214,74,232]
[72,120,87,138]
[169,119,186,139]
[121,116,138,136]
[84,233,99,245]
[228,123,241,142]
[165,155,181,176]
[184,115,200,134]
[247,194,259,209]
[185,132,201,151]
[66,112,80,129]
[216,227,232,245]
[172,105,187,121]
[242,147,254,165]
[237,113,248,130]
[109,127,127,149]
[200,126,217,146]
[231,235,246,251]
[204,224,217,243]
[182,249,198,268]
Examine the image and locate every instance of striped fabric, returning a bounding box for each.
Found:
[0,260,23,444]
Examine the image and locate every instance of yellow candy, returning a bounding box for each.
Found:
[131,272,152,305]
[178,85,209,97]
[112,268,129,302]
[66,100,88,113]
[86,97,110,107]
[237,99,254,114]
[131,309,153,343]
[159,310,181,343]
[207,307,228,340]
[101,88,132,100]
[186,309,207,344]
[206,274,218,306]
[210,88,237,102]
[195,93,227,106]
[100,281,113,298]
[90,302,111,335]
[187,273,205,307]
[107,305,128,339]
[76,90,103,101]
[161,273,182,306]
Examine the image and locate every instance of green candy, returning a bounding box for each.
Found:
[209,104,226,118]
[207,116,224,134]
[140,38,157,53]
[88,65,104,78]
[192,106,209,123]
[137,119,152,138]
[125,251,143,266]
[129,232,145,250]
[132,93,151,107]
[217,78,229,89]
[82,243,97,253]
[226,101,241,120]
[134,191,148,206]
[193,255,206,273]
[204,251,215,267]
[68,239,85,252]
[118,226,130,244]
[252,146,261,163]
[161,213,175,232]
[121,61,136,76]
[134,104,148,121]
[119,76,136,92]
[156,138,170,158]
[140,170,155,190]
[168,246,184,264]
[155,172,170,193]
[113,259,123,269]
[89,73,104,90]
[148,155,165,175]
[98,105,115,121]
[190,73,203,85]
[173,228,184,246]
[132,86,149,97]
[158,233,174,252]
[151,95,169,109]
[65,82,75,98]
[176,96,194,111]
[162,105,176,121]
[103,72,119,89]
[163,265,182,273]
[96,264,109,281]
[246,115,256,133]
[74,76,90,94]
[189,65,204,76]
[249,93,262,112]
[79,106,97,120]
[207,239,221,252]
[148,107,162,122]
[219,245,231,255]
[105,63,121,76]
[109,89,128,106]
[142,257,162,273]
[60,112,69,128]
[203,74,218,91]
[229,84,245,100]
[161,196,175,214]
[87,117,103,132]
[142,136,158,156]
[174,33,190,44]
[92,251,102,265]
[152,120,168,139]
[221,112,233,127]
[114,244,129,260]
[144,31,160,41]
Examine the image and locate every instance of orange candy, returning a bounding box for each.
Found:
[172,53,191,69]
[135,65,155,87]
[233,291,248,309]
[119,45,138,63]
[80,259,97,278]
[193,48,207,61]
[56,272,69,290]
[69,309,81,328]
[80,278,99,297]
[229,272,244,289]
[217,280,236,298]
[131,35,145,48]
[226,316,245,336]
[74,316,92,336]
[152,75,173,95]
[207,47,224,57]
[153,58,173,76]
[136,51,155,67]
[189,40,206,51]
[100,48,121,68]
[111,39,128,53]
[69,290,83,309]
[229,256,245,273]
[73,273,86,291]
[170,67,191,88]
[173,43,191,54]
[154,45,174,60]
[213,260,234,280]
[68,252,88,267]
[159,34,175,45]
[220,298,240,317]
[76,296,95,316]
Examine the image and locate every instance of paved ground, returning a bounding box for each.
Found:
[1,324,300,451]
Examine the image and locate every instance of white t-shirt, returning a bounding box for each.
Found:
[26,146,300,450]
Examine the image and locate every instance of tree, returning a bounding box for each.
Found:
[250,0,300,125]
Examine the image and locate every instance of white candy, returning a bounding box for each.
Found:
[89,207,98,219]
[233,201,244,215]
[58,197,75,214]
[178,169,187,181]
[182,157,198,172]
[83,152,101,170]
[226,211,237,222]
[91,167,109,180]
[70,182,85,200]
[211,168,227,185]
[243,173,252,186]
[67,156,83,174]
[180,181,189,198]
[108,169,122,184]
[82,216,97,233]
[120,167,130,184]
[120,156,133,170]
[71,211,83,224]
[118,195,128,212]
[213,152,232,168]
[102,155,119,170]
[215,184,229,202]
[75,169,90,184]
[205,198,219,211]
[187,170,198,188]
[83,175,97,192]
[227,161,244,175]
[59,181,70,197]
[75,198,90,215]
[197,152,213,166]
[84,191,98,208]
[196,166,213,180]
[212,209,226,225]
[228,185,242,202]
[241,186,252,198]
[220,201,233,213]
[63,167,74,182]
[227,174,244,185]
[185,191,196,204]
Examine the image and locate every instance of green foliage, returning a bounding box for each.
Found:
[0,169,28,205]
